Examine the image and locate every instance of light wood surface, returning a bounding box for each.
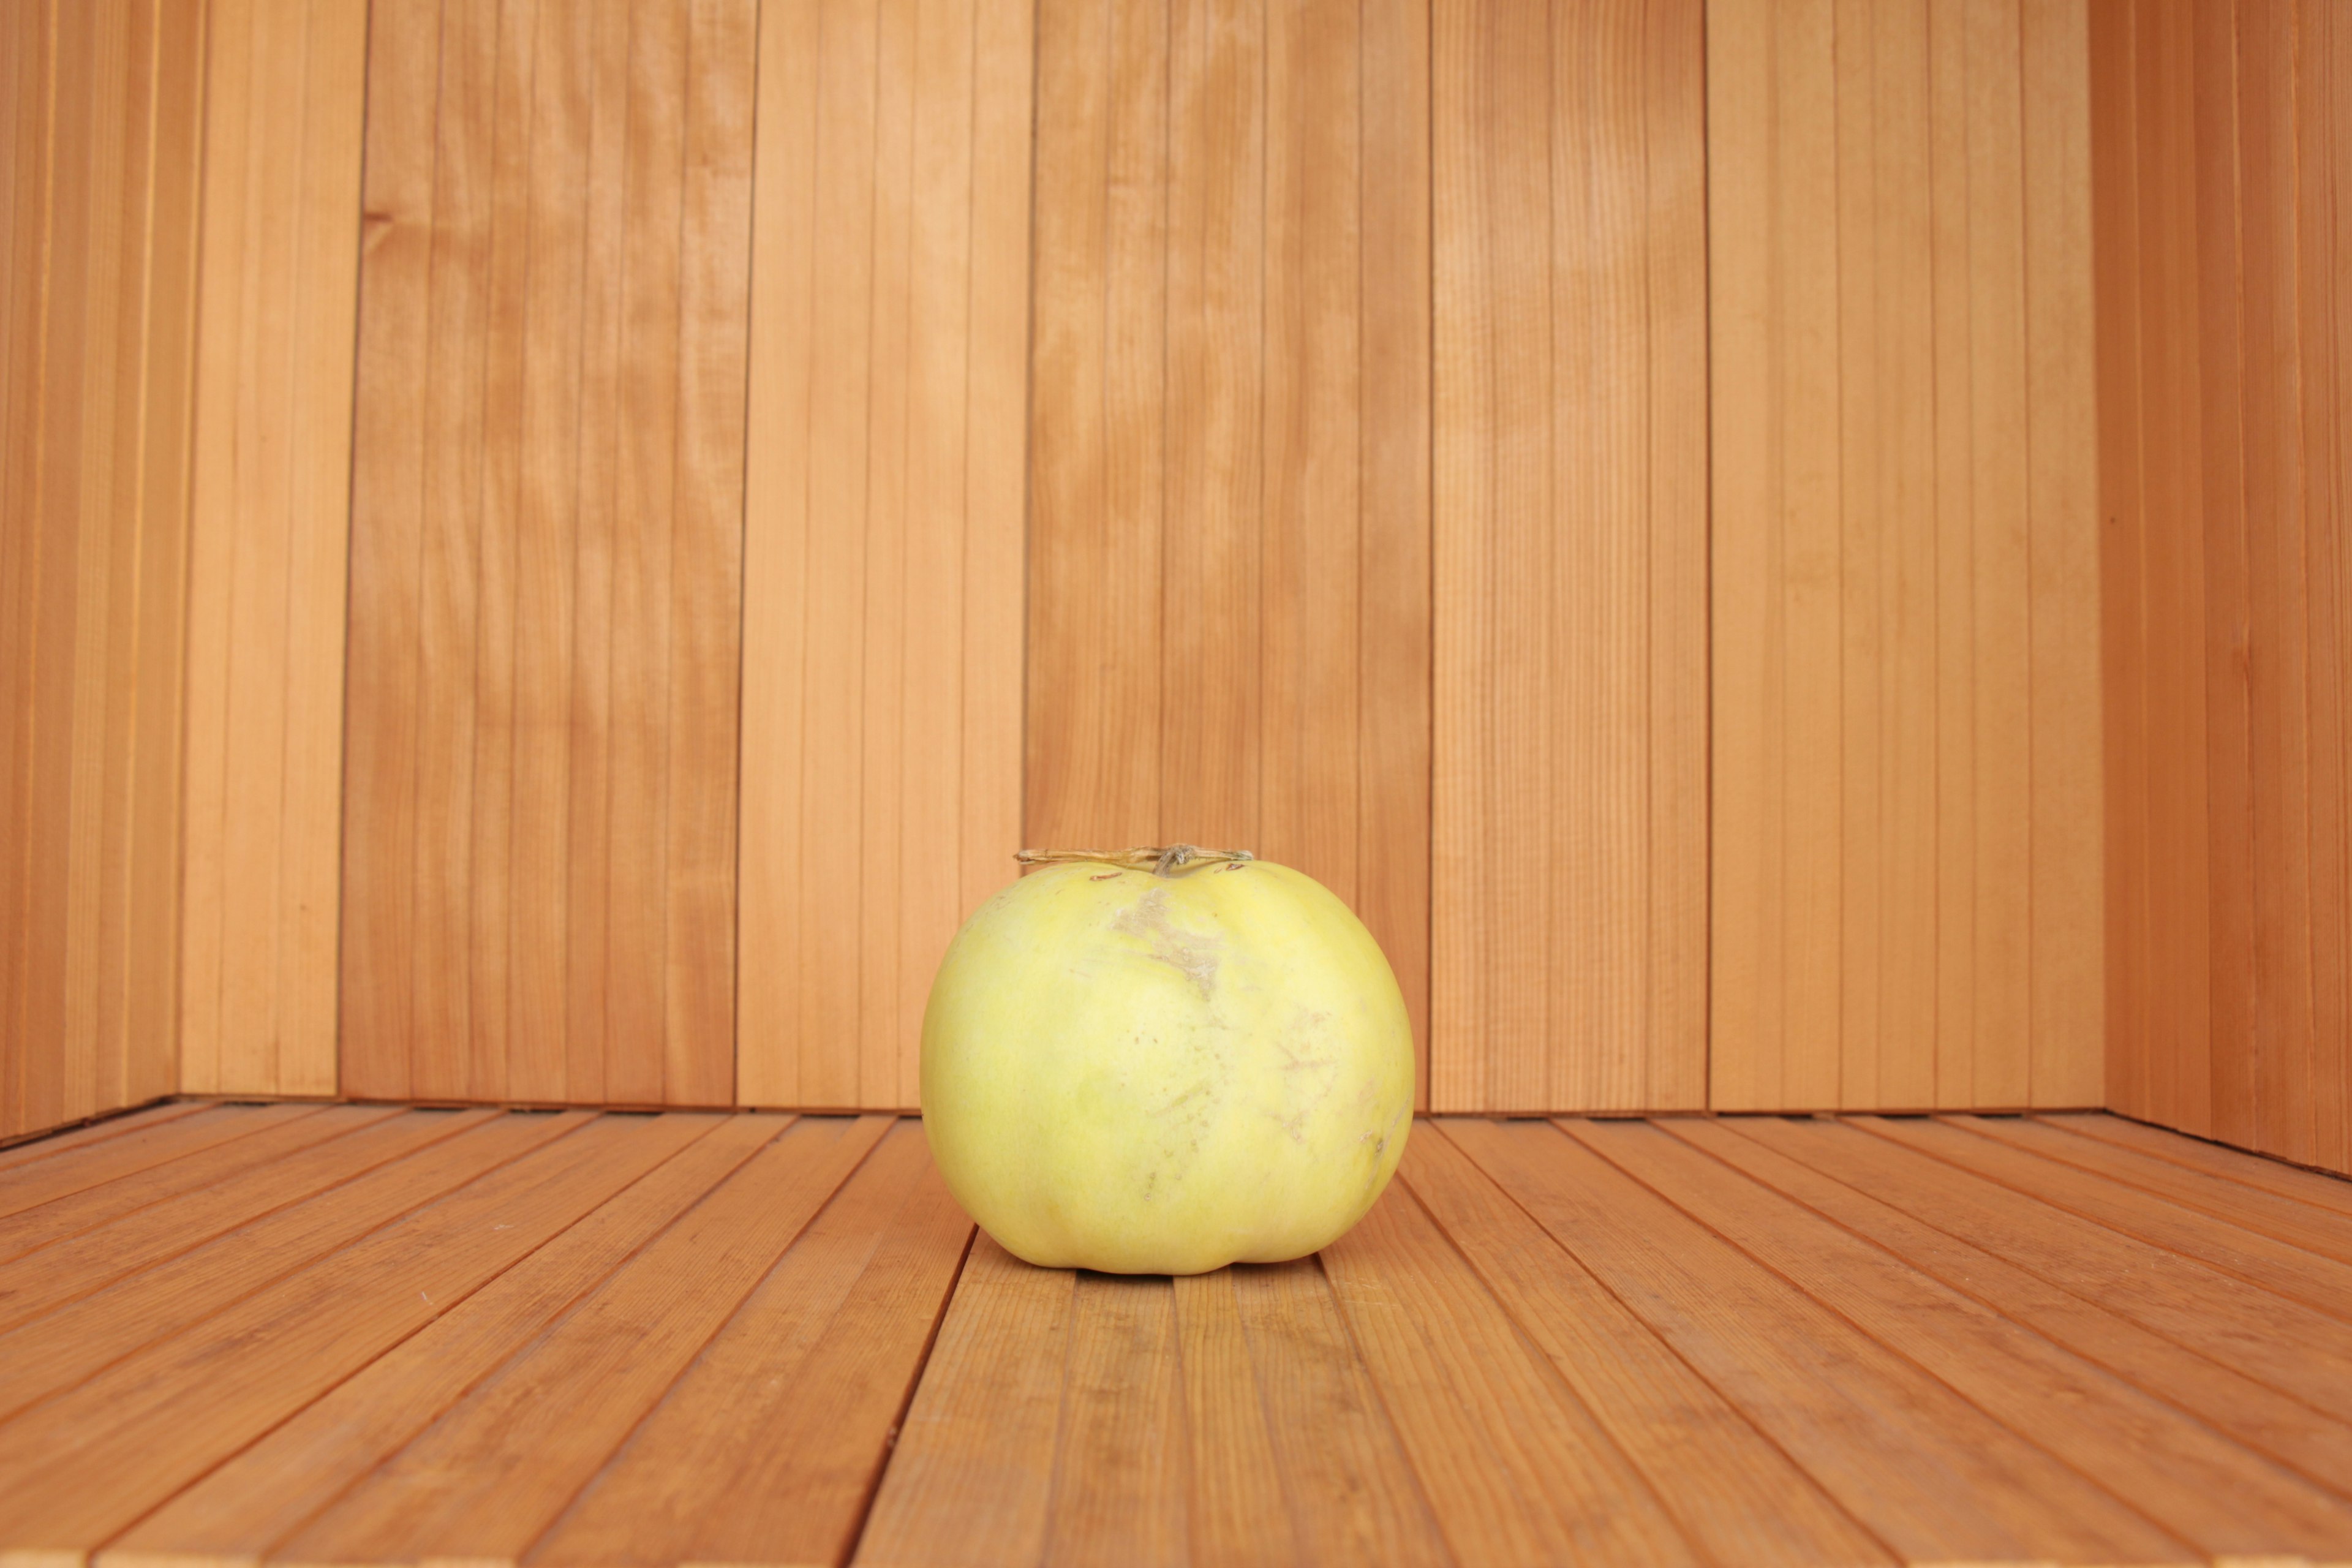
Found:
[1025,0,1434,1105]
[734,0,1030,1113]
[1429,0,1706,1114]
[0,1104,2340,1562]
[0,0,206,1141]
[337,0,753,1107]
[2095,0,2352,1177]
[1708,0,2104,1113]
[178,0,364,1102]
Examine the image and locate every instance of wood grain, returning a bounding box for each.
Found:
[530,1120,970,1568]
[1582,1115,2352,1557]
[2093,0,2352,1176]
[1710,1113,2352,1502]
[736,0,1029,1112]
[1,0,206,1140]
[180,0,364,1101]
[271,1118,884,1564]
[1431,0,1705,1113]
[1396,1126,1890,1566]
[1029,0,1434,1106]
[116,1112,756,1562]
[1442,1117,2185,1564]
[339,0,752,1107]
[1708,0,2103,1111]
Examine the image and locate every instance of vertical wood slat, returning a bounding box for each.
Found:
[1024,0,1431,1107]
[183,0,364,1101]
[1432,0,1705,1112]
[340,0,751,1107]
[2096,0,2352,1177]
[734,0,1030,1112]
[1708,0,2103,1112]
[1,0,204,1140]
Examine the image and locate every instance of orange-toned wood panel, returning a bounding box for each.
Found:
[2097,0,2352,1177]
[1,0,208,1139]
[339,0,753,1108]
[734,0,1031,1113]
[1428,0,1707,1113]
[1027,0,1434,1104]
[1708,0,2103,1112]
[179,0,366,1100]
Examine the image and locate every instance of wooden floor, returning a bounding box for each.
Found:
[1,1107,2350,1567]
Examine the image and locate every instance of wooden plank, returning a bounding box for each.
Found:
[1964,1112,2352,1266]
[336,0,437,1102]
[662,0,752,1107]
[1229,1257,1453,1566]
[1025,0,1166,853]
[528,1121,969,1567]
[2195,0,2255,1149]
[1358,0,1432,1099]
[1162,0,1264,860]
[0,1104,292,1220]
[1777,0,1844,1114]
[1872,0,1940,1111]
[896,0,978,1107]
[734,0,821,1108]
[2092,0,2148,1123]
[265,1120,891,1564]
[1698,1113,2352,1504]
[1703,0,1776,1113]
[1585,1116,2352,1558]
[1928,0,1977,1107]
[0,1102,206,1174]
[1962,0,2034,1110]
[2021,0,2105,1107]
[401,0,492,1102]
[1396,1124,1890,1565]
[1040,1274,1188,1567]
[1844,1114,2352,1412]
[1643,0,1708,1115]
[2297,0,2351,1182]
[564,0,630,1107]
[0,1109,575,1430]
[0,1113,698,1550]
[1170,1267,1289,1568]
[507,0,594,1103]
[0,1102,347,1265]
[604,0,685,1106]
[1261,0,1360,921]
[858,0,913,1110]
[1911,1113,2352,1318]
[0,1107,494,1338]
[794,0,880,1109]
[853,1234,1074,1566]
[114,1114,772,1562]
[1430,0,1550,1112]
[1322,1185,1702,1563]
[958,0,1030,1007]
[2043,1111,2352,1218]
[277,0,365,1099]
[1441,1118,2185,1564]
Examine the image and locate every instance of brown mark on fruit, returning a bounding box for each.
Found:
[1111,888,1221,998]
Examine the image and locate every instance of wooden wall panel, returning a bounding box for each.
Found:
[2,0,208,1140]
[338,0,753,1108]
[734,0,1031,1112]
[1429,0,1707,1113]
[178,0,364,1100]
[2097,0,2352,1177]
[1708,0,2104,1112]
[1027,0,1434,1104]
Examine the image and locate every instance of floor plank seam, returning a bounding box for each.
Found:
[835,1214,979,1568]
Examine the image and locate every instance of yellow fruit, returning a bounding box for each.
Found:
[920,854,1414,1275]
